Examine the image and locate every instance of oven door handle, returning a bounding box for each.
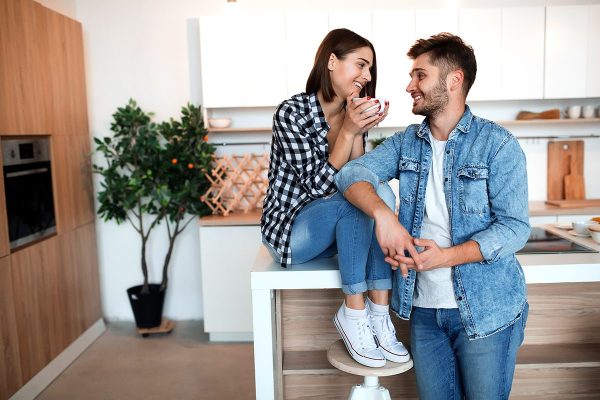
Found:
[5,167,49,178]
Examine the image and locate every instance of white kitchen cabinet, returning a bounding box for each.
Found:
[586,5,600,97]
[501,7,545,100]
[199,15,286,107]
[545,6,588,99]
[199,222,260,341]
[285,13,329,98]
[415,9,458,39]
[459,8,502,101]
[328,12,372,41]
[372,10,420,128]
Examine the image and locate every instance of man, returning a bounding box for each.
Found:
[335,33,530,399]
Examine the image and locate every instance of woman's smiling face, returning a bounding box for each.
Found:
[328,46,373,100]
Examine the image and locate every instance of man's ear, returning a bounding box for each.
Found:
[328,53,337,71]
[448,69,464,93]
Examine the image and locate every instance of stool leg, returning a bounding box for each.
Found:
[347,376,392,400]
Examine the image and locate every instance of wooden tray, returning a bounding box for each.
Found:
[544,199,600,208]
[137,319,175,337]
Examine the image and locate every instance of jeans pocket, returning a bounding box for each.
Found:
[458,165,490,214]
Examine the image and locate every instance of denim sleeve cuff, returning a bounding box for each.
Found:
[470,231,502,264]
[335,162,380,194]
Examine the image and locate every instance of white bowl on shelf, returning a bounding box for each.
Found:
[589,225,600,244]
[208,118,232,129]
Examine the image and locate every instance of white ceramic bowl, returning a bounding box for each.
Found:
[208,118,232,129]
[572,220,599,236]
[590,228,600,244]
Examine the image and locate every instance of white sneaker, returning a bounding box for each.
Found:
[333,303,385,368]
[368,306,410,364]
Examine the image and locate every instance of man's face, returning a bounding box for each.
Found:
[406,53,449,118]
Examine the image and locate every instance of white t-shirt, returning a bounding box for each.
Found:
[412,133,458,309]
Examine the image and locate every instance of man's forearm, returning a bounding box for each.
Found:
[344,181,394,219]
[446,240,483,266]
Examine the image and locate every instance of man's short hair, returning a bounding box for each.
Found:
[407,33,477,97]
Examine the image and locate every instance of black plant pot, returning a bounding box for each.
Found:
[127,284,165,328]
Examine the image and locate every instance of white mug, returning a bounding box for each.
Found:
[567,105,581,119]
[582,105,595,119]
[352,97,387,115]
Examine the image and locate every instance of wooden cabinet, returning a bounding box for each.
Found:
[501,7,545,100]
[0,256,22,400]
[199,15,286,108]
[284,13,329,98]
[52,135,95,233]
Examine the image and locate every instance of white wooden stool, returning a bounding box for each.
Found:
[327,340,413,400]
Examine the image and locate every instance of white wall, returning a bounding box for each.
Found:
[69,0,600,321]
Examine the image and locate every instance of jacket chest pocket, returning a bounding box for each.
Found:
[399,158,420,205]
[458,165,490,214]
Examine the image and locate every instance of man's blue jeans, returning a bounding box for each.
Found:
[411,304,529,400]
[283,182,395,295]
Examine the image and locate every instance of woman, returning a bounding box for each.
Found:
[261,29,408,367]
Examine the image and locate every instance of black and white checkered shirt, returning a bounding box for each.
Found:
[261,92,340,267]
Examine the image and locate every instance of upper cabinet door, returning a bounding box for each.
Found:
[586,5,600,97]
[415,9,458,39]
[200,16,246,108]
[545,6,588,99]
[501,7,544,100]
[244,15,286,107]
[285,14,329,98]
[200,15,286,107]
[459,8,502,101]
[328,12,373,41]
[372,10,422,128]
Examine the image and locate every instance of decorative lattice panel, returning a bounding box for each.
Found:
[201,153,269,216]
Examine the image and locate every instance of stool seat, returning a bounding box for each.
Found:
[327,340,413,376]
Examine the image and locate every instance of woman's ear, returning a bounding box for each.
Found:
[328,53,337,71]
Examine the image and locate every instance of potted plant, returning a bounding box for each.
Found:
[93,99,216,328]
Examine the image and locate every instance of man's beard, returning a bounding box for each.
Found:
[413,78,449,119]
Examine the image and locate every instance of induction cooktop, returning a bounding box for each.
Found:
[517,227,598,254]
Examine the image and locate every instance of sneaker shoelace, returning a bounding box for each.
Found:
[370,313,397,347]
[354,317,379,351]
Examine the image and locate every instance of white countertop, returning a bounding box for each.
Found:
[251,224,600,290]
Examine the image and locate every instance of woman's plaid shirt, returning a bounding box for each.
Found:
[261,92,339,267]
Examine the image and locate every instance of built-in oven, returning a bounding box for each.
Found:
[2,137,56,249]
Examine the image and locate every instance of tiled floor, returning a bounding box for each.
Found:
[36,321,255,400]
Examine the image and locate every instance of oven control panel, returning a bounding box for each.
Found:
[1,137,50,166]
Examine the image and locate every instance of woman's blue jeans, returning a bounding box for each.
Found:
[287,182,395,295]
[410,304,529,400]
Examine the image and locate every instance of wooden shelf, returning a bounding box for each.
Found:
[498,118,600,126]
[207,127,271,133]
[282,343,600,376]
[517,343,600,368]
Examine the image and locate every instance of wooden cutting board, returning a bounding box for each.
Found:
[563,154,586,200]
[547,140,585,200]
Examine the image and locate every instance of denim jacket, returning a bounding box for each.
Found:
[336,106,530,339]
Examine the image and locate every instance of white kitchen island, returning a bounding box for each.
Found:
[251,224,600,400]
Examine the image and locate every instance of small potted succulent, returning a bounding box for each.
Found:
[93,99,215,328]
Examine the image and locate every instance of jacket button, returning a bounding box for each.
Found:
[446,150,450,154]
[457,296,463,301]
[444,178,448,182]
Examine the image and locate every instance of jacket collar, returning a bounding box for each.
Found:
[416,105,474,139]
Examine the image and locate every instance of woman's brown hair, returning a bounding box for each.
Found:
[306,28,377,102]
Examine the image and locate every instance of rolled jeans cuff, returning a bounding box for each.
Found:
[367,278,392,291]
[342,281,368,295]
